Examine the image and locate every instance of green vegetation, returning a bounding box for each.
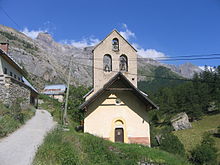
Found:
[33,125,191,165]
[38,94,62,122]
[38,85,90,124]
[0,100,35,138]
[138,66,184,94]
[141,66,220,164]
[173,114,220,162]
[0,31,38,52]
[35,85,191,164]
[67,86,90,123]
[190,134,217,165]
[146,65,220,123]
[159,133,186,157]
[36,66,220,164]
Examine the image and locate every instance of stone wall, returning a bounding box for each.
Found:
[0,76,30,107]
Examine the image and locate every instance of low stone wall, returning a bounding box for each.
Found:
[0,76,30,107]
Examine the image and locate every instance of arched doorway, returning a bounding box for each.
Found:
[115,128,124,143]
[114,120,124,143]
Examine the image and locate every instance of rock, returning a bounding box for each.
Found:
[171,112,192,131]
[155,135,162,145]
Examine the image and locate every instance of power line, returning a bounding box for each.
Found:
[0,6,21,29]
[71,54,220,62]
[70,60,218,84]
[142,53,220,59]
[156,57,220,61]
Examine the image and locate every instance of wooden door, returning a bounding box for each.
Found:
[115,128,124,143]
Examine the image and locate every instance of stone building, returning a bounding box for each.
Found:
[0,43,38,107]
[80,30,158,146]
[42,84,67,102]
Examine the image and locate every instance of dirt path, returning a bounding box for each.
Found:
[0,109,57,165]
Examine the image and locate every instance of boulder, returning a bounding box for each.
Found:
[171,112,192,131]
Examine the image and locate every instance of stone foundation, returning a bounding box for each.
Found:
[0,75,31,107]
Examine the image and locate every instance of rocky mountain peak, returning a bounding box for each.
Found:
[36,32,53,44]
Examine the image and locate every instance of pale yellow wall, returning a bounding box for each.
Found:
[0,56,22,79]
[92,31,137,96]
[84,92,150,143]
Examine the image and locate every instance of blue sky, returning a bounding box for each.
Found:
[0,0,220,67]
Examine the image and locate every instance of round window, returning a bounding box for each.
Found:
[115,98,121,105]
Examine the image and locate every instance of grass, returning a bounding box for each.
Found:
[34,94,191,165]
[33,123,191,165]
[38,94,62,123]
[0,103,35,138]
[173,113,220,162]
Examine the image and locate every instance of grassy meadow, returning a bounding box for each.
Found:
[173,114,220,162]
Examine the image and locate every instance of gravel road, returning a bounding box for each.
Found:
[0,109,57,165]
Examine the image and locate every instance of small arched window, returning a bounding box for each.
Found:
[112,38,119,51]
[119,55,128,72]
[103,54,112,72]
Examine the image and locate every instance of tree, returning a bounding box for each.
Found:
[190,134,217,165]
[159,133,186,157]
[67,86,90,123]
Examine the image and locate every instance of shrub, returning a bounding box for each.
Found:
[0,101,35,138]
[67,86,90,123]
[159,133,186,157]
[190,134,217,165]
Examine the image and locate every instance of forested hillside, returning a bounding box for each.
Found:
[143,65,220,121]
[139,65,220,164]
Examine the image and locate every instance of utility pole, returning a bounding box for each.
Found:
[63,57,72,125]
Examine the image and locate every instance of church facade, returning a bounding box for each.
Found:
[80,30,158,146]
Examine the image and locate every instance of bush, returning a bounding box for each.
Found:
[190,134,217,165]
[0,100,35,138]
[67,86,90,123]
[159,133,186,157]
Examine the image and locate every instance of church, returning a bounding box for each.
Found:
[80,30,158,146]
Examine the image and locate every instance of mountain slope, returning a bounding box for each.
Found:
[138,65,185,94]
[0,25,93,88]
[0,25,202,90]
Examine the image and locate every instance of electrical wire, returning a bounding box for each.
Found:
[70,60,218,84]
[70,55,220,62]
[0,6,21,29]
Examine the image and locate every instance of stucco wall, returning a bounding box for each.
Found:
[84,91,150,146]
[0,76,30,107]
[0,56,22,80]
[92,31,137,95]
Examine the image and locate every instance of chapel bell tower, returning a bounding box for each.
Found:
[92,30,137,93]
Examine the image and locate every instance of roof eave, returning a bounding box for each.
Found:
[79,72,159,110]
[0,49,25,75]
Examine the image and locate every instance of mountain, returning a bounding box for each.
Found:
[0,25,92,89]
[0,25,202,90]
